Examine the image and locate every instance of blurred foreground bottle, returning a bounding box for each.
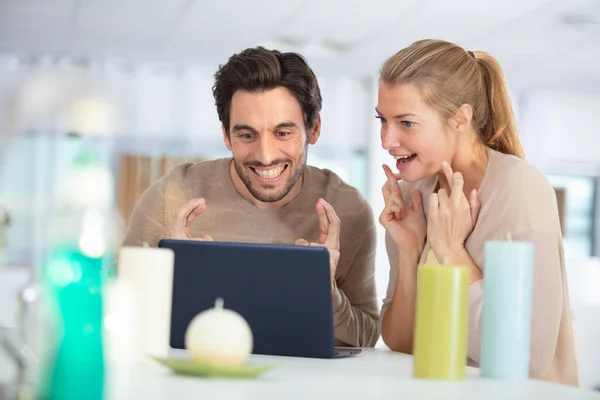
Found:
[0,204,9,271]
[35,146,117,400]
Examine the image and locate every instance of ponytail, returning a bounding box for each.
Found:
[474,52,525,159]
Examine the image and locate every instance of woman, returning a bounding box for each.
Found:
[376,39,579,386]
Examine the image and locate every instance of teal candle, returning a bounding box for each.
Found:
[480,239,534,379]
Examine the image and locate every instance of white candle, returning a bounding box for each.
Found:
[109,245,174,362]
[185,298,253,367]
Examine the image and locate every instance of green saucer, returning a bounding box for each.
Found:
[153,357,281,379]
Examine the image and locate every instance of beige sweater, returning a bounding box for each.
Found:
[122,158,381,347]
[381,148,579,386]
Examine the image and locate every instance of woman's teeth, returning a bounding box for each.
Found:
[394,154,416,165]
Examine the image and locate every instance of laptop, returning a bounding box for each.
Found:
[158,239,361,359]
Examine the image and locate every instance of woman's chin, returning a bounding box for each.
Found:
[397,169,422,182]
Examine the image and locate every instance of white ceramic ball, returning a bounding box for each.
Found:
[184,298,253,366]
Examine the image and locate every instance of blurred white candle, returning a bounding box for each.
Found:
[113,245,174,362]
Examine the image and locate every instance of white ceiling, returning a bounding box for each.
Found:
[0,0,599,93]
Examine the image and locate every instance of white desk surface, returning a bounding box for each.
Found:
[107,348,600,400]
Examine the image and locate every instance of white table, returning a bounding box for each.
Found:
[107,348,600,400]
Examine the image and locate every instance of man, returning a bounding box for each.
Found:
[122,47,380,347]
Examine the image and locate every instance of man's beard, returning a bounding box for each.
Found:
[233,149,308,203]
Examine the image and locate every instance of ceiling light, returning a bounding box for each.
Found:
[559,0,600,32]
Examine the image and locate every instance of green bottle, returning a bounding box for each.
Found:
[36,146,116,400]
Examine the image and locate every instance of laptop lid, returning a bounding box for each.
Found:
[158,239,338,359]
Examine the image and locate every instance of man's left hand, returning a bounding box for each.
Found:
[295,198,341,293]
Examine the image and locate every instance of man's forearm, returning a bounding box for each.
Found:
[331,284,380,347]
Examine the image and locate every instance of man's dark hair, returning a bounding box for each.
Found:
[213,47,322,135]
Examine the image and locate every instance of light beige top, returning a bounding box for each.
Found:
[122,158,381,347]
[381,148,579,386]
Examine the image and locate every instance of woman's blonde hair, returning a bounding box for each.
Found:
[380,39,525,159]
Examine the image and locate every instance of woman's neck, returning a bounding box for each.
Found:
[438,135,489,196]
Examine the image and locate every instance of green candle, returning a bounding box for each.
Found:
[413,265,469,380]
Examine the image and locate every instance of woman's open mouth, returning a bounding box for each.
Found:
[395,154,417,170]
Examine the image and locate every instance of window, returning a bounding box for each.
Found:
[546,174,596,258]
